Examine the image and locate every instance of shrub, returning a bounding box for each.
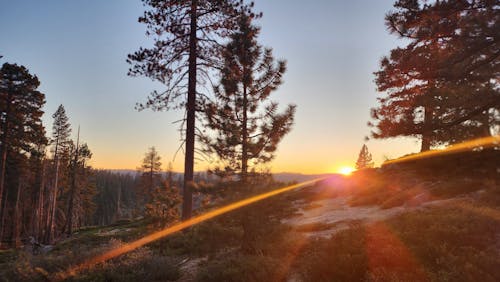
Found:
[196,254,286,282]
[296,225,368,282]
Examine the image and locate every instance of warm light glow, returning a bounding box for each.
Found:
[384,135,500,165]
[339,166,355,175]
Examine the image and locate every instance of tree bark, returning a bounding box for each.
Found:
[46,156,59,243]
[182,0,198,220]
[0,188,8,247]
[12,181,22,247]
[241,84,248,184]
[66,130,79,236]
[421,106,433,152]
[0,92,12,237]
[36,162,45,241]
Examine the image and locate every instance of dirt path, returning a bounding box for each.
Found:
[282,195,451,238]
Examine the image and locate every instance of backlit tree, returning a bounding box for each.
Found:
[0,63,46,243]
[371,0,499,151]
[355,144,374,170]
[138,147,162,207]
[128,0,255,219]
[202,12,295,183]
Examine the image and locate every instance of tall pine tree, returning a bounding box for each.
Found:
[46,104,71,243]
[0,63,46,244]
[127,0,255,219]
[202,12,296,183]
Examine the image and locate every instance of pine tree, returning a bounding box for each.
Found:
[371,0,499,151]
[138,147,162,208]
[46,104,71,243]
[0,63,47,245]
[145,181,181,226]
[355,144,374,170]
[128,0,256,220]
[65,127,93,236]
[202,12,296,183]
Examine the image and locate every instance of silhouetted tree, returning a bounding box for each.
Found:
[128,0,256,220]
[0,63,46,245]
[138,147,162,207]
[65,127,93,236]
[202,12,295,183]
[46,105,71,243]
[371,0,499,151]
[355,144,374,170]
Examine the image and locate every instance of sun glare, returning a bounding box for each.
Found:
[339,166,355,175]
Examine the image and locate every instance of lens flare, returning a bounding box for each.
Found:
[384,136,499,165]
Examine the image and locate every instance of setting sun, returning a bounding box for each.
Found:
[338,166,355,175]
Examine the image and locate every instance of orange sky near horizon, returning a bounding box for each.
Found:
[87,136,421,174]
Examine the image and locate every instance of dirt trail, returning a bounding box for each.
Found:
[283,195,451,238]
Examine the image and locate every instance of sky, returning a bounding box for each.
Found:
[0,0,421,174]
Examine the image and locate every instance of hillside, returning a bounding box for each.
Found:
[1,149,498,281]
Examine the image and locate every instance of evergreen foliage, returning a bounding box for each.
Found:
[355,144,374,170]
[127,0,256,219]
[45,105,72,243]
[371,0,499,151]
[0,62,47,246]
[138,147,162,206]
[145,181,181,226]
[202,12,296,183]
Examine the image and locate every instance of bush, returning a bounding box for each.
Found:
[196,254,286,282]
[296,225,368,282]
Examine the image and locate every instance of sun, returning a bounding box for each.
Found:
[338,166,355,176]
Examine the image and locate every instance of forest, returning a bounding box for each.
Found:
[0,0,498,281]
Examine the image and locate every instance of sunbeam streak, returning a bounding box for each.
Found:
[54,177,327,281]
[384,136,500,165]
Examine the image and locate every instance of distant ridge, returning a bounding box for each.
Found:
[272,172,338,183]
[102,169,336,183]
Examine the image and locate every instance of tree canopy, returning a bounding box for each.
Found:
[371,0,499,151]
[202,12,295,183]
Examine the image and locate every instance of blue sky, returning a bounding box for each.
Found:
[0,0,420,173]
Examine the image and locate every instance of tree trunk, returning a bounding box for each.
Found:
[182,0,198,220]
[0,92,12,237]
[0,188,8,247]
[241,84,248,184]
[116,185,122,219]
[480,110,492,137]
[421,105,433,152]
[149,160,153,203]
[37,162,45,241]
[46,157,60,243]
[12,181,22,247]
[66,129,79,236]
